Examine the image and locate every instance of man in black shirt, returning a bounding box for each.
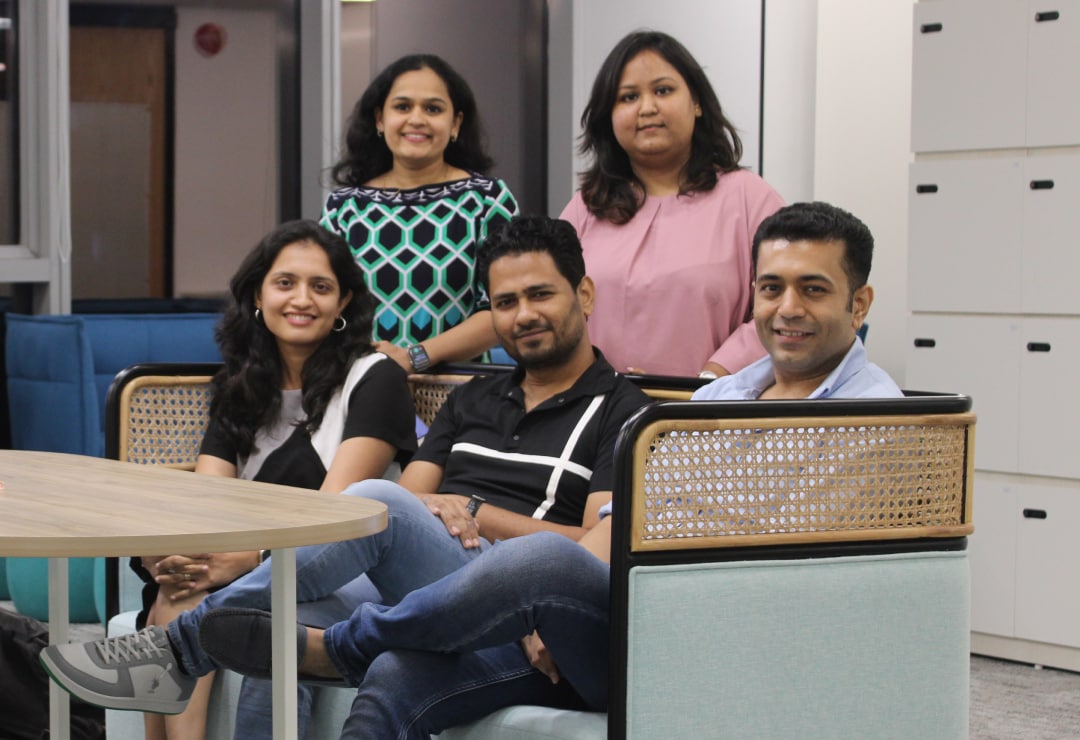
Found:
[42,216,650,729]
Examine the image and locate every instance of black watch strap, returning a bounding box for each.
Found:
[466,495,486,517]
[407,343,431,372]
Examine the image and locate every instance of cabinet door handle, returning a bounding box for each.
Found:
[915,184,939,194]
[1034,11,1060,22]
[921,22,944,33]
[1030,179,1055,190]
[914,338,936,348]
[1027,342,1051,352]
[1023,508,1048,519]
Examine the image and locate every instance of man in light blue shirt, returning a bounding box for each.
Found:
[695,201,902,401]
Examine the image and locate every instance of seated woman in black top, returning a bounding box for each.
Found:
[135,219,417,740]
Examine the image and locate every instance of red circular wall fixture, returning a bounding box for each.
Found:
[194,23,227,58]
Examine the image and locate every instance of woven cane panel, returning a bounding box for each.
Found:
[119,377,213,469]
[409,374,477,426]
[631,413,974,551]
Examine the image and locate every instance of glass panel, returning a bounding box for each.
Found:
[0,0,18,245]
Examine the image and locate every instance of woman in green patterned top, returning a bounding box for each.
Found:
[321,54,519,373]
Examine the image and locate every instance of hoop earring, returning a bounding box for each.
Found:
[332,316,347,333]
[450,134,458,143]
[377,129,384,138]
[254,308,262,323]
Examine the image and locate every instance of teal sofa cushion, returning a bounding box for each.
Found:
[625,551,970,739]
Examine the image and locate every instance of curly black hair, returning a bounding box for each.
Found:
[330,54,494,187]
[211,219,375,456]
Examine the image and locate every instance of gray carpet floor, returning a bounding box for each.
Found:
[9,604,1080,737]
[970,654,1080,739]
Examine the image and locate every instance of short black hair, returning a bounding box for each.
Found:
[752,202,874,293]
[476,216,586,293]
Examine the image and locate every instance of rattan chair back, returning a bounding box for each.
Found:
[617,400,975,553]
[409,373,481,426]
[115,374,215,468]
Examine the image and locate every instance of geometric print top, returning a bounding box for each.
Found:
[321,173,519,346]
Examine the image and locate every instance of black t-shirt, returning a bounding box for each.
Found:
[414,351,650,526]
[199,356,416,487]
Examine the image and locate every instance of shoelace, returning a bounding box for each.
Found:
[96,630,169,665]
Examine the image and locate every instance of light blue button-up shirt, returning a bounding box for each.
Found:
[691,337,902,402]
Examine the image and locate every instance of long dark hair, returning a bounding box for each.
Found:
[211,220,376,456]
[330,54,494,187]
[578,31,744,224]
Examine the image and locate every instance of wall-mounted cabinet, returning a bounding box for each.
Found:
[908,315,1080,479]
[912,0,1080,153]
[911,0,1080,672]
[970,473,1080,652]
[909,155,1080,314]
[907,315,1020,473]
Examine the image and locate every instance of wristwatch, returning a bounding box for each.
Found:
[466,494,486,517]
[407,343,432,372]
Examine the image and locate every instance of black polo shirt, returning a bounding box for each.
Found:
[414,350,650,526]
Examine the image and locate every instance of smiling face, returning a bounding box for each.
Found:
[375,66,463,173]
[488,251,594,370]
[611,49,701,173]
[753,238,872,390]
[255,240,352,361]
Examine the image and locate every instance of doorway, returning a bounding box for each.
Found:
[69,6,174,298]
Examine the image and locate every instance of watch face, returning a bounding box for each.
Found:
[409,344,430,370]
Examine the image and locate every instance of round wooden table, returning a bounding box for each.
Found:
[0,450,388,740]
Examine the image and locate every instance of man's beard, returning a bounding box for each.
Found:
[500,319,584,370]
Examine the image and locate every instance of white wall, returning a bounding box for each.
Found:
[813,0,914,384]
[761,0,817,204]
[172,7,278,297]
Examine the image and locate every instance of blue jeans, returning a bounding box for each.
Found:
[163,480,491,736]
[323,532,611,739]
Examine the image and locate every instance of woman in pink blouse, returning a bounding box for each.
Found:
[560,31,784,378]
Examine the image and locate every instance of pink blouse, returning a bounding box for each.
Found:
[560,169,784,377]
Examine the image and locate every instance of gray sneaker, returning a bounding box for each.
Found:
[39,625,196,714]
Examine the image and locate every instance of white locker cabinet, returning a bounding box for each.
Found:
[911,0,1027,153]
[912,0,1080,671]
[968,474,1017,637]
[1018,318,1080,479]
[1026,0,1080,147]
[908,159,1024,313]
[1021,155,1080,314]
[1014,478,1080,649]
[906,314,1021,472]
